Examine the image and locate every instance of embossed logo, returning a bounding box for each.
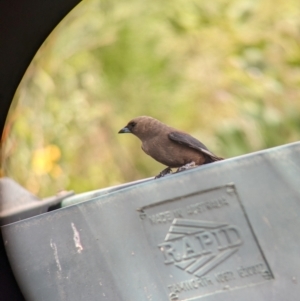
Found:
[159,219,243,278]
[140,184,273,301]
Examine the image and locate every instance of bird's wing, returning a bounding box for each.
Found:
[168,131,223,161]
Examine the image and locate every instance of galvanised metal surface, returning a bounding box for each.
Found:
[2,142,300,301]
[0,178,73,226]
[61,177,153,208]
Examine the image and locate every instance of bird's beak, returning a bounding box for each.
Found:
[118,126,131,134]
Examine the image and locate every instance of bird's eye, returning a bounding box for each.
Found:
[129,122,136,127]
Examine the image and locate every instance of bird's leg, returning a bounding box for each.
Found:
[176,161,197,173]
[155,167,172,179]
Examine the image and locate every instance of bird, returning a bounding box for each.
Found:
[118,116,223,178]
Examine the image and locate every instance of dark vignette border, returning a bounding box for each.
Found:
[0,0,81,299]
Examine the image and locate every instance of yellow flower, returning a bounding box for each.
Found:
[32,144,61,175]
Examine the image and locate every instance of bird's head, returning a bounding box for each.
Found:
[118,116,162,140]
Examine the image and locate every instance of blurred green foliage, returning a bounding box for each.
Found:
[1,0,300,197]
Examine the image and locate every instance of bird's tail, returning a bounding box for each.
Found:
[204,154,224,163]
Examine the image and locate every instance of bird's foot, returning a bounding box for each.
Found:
[155,167,172,179]
[176,162,198,173]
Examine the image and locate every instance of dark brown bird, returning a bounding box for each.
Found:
[118,116,223,178]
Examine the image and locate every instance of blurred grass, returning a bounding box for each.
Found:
[1,0,300,197]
